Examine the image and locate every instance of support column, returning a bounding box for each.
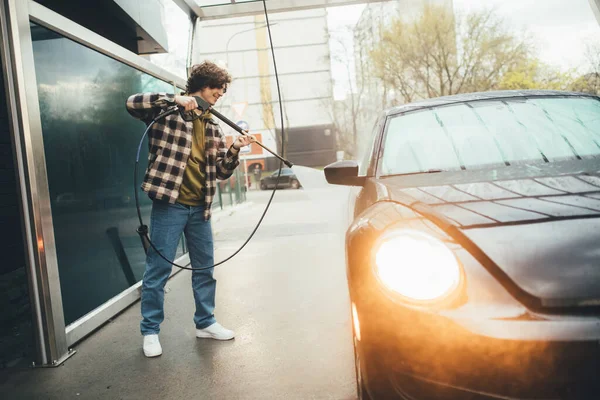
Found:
[0,0,73,367]
[590,0,600,26]
[254,15,275,131]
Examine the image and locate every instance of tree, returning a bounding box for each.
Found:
[326,29,367,158]
[570,41,600,95]
[369,4,532,103]
[571,72,600,95]
[498,59,575,91]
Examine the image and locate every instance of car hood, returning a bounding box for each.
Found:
[382,170,600,308]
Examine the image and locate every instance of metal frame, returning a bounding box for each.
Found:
[1,0,73,367]
[0,0,49,367]
[194,13,326,28]
[28,1,187,89]
[173,0,203,18]
[590,0,600,25]
[190,0,390,21]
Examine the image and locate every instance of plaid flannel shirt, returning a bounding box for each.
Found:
[126,92,240,220]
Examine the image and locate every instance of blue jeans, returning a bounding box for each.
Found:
[140,200,216,335]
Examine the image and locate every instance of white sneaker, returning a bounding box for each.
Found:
[196,322,235,340]
[143,334,162,357]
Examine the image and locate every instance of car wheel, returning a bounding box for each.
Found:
[260,182,267,190]
[290,179,300,189]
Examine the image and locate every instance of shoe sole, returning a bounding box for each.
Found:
[144,351,162,357]
[195,332,234,341]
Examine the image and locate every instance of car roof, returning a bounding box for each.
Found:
[384,90,600,117]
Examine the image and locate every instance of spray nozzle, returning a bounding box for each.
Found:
[192,96,211,112]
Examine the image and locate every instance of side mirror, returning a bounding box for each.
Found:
[324,160,365,186]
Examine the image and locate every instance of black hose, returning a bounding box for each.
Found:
[133,0,285,271]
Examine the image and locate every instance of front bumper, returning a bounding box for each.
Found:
[357,302,600,400]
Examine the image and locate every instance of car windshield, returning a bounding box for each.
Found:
[380,96,600,176]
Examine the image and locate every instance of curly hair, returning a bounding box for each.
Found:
[185,61,231,94]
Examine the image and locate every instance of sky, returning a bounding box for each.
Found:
[327,0,600,99]
[158,0,600,99]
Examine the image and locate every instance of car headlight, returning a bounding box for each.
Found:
[373,229,462,302]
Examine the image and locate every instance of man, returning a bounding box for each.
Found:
[253,165,262,189]
[126,60,254,358]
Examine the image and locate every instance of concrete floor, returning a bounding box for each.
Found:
[0,186,357,400]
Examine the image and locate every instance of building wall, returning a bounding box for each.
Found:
[0,55,34,368]
[193,9,337,167]
[590,0,600,25]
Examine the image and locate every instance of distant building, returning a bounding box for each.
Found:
[193,9,337,169]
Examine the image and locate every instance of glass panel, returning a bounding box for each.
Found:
[147,0,192,79]
[381,107,464,175]
[529,98,600,158]
[433,104,505,168]
[381,97,600,176]
[30,23,184,325]
[194,7,337,169]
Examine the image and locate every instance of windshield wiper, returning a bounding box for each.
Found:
[383,169,445,177]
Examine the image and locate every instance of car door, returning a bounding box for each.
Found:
[267,170,285,187]
[279,169,291,186]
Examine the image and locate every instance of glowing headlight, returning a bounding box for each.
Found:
[374,230,461,302]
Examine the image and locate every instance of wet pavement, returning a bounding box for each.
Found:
[0,185,357,399]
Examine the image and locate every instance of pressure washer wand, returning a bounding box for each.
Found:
[212,108,293,168]
[190,96,293,168]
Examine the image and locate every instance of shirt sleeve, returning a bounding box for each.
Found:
[125,92,176,123]
[214,123,240,180]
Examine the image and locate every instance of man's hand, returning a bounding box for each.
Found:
[174,95,200,112]
[233,131,256,150]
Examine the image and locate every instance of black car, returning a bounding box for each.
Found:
[324,90,600,400]
[260,168,302,190]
